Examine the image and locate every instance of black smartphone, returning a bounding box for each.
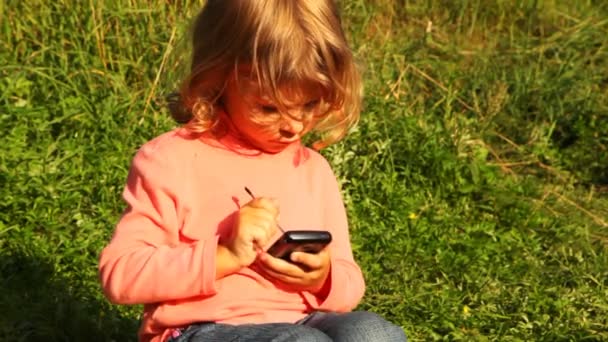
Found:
[266,230,332,261]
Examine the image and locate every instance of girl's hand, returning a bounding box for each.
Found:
[257,247,331,294]
[222,197,279,268]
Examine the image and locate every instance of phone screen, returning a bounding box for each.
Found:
[267,230,332,260]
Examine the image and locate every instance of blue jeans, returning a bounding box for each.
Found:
[169,311,407,341]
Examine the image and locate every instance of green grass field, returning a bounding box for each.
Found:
[1,0,607,341]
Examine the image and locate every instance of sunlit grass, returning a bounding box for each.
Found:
[1,1,607,341]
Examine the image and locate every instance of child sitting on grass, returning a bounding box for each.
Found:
[99,0,407,341]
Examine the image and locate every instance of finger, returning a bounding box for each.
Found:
[289,252,322,269]
[258,252,305,277]
[257,262,303,285]
[249,225,274,248]
[241,206,277,223]
[290,248,329,269]
[247,197,279,217]
[250,216,279,241]
[241,207,279,234]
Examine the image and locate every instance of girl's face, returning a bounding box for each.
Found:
[222,75,326,153]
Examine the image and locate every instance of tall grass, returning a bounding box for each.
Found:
[1,0,607,341]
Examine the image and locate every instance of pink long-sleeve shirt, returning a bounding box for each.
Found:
[98,127,365,342]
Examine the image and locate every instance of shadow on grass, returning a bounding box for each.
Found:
[0,248,138,342]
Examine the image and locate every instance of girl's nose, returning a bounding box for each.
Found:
[280,114,305,135]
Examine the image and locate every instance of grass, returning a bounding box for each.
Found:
[1,0,607,341]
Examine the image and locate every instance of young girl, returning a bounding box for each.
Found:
[99,1,407,341]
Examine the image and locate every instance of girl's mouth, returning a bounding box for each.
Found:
[279,129,296,139]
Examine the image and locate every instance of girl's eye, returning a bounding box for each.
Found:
[304,100,320,111]
[260,105,278,113]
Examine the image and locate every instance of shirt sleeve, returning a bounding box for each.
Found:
[98,143,218,305]
[301,160,365,312]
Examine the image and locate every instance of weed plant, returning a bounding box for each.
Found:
[1,0,607,341]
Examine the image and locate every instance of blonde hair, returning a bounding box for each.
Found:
[170,0,362,149]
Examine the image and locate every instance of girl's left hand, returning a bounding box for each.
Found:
[256,248,331,294]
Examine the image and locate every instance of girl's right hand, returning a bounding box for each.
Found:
[224,197,280,268]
